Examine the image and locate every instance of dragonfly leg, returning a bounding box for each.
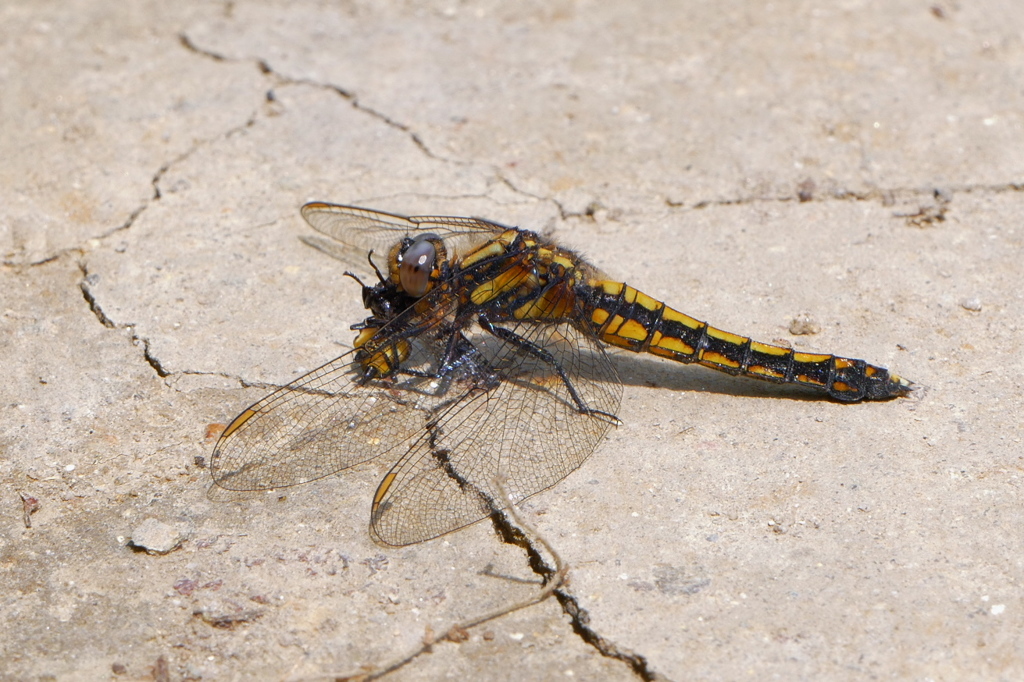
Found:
[478,315,620,424]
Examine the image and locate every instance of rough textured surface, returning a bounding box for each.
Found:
[2,1,1022,680]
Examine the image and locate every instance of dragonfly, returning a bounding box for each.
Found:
[210,203,913,546]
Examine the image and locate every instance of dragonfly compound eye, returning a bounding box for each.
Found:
[398,236,437,298]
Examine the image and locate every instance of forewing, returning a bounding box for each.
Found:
[300,202,507,268]
[369,318,623,546]
[210,285,464,492]
[209,352,421,490]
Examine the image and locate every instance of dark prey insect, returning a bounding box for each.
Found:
[210,203,913,545]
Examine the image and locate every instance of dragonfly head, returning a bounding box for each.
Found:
[391,233,446,298]
[340,269,397,325]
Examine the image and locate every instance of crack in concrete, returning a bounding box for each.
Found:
[140,337,171,378]
[674,180,1024,212]
[176,27,1024,232]
[179,27,599,228]
[78,259,173,381]
[178,32,229,63]
[67,118,257,267]
[167,369,282,394]
[79,249,280,389]
[493,172,577,221]
[486,510,668,681]
[72,130,242,379]
[179,32,459,167]
[78,262,116,329]
[555,590,670,682]
[69,85,259,382]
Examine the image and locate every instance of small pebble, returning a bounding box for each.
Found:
[960,297,982,312]
[129,518,183,555]
[789,315,821,336]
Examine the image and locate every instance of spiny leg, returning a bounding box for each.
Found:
[478,315,620,423]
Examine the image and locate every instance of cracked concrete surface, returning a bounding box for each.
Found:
[2,0,1023,679]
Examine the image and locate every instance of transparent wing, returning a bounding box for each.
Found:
[209,353,420,491]
[300,202,509,267]
[369,317,623,546]
[210,293,464,492]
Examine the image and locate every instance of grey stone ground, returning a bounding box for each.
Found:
[2,1,1022,680]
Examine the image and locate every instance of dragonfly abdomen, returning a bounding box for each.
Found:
[583,280,912,402]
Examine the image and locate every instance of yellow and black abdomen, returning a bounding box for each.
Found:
[582,280,912,402]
